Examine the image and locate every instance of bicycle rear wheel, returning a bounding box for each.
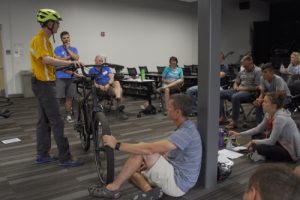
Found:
[76,100,90,151]
[94,112,115,184]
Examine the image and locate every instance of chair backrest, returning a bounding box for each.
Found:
[139,66,148,74]
[191,65,198,74]
[127,67,138,78]
[157,66,165,74]
[183,66,192,76]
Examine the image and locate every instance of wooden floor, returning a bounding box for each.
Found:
[0,96,299,200]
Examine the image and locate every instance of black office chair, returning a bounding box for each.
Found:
[157,66,165,74]
[127,67,138,79]
[183,67,192,76]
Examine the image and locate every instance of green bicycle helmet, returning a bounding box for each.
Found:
[36,8,62,23]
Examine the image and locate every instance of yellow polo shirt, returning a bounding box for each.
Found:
[30,29,55,81]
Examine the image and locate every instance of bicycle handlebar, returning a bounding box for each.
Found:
[57,63,124,78]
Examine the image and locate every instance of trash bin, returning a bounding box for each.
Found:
[20,70,34,98]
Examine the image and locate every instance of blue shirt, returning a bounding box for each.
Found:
[89,66,112,86]
[54,45,79,78]
[162,66,183,82]
[167,120,202,192]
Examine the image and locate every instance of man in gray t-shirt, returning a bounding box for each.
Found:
[254,63,291,124]
[219,55,261,129]
[88,94,202,199]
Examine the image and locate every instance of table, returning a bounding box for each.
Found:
[120,79,155,105]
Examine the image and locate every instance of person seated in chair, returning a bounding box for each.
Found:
[229,91,300,162]
[254,63,291,124]
[281,52,300,96]
[219,54,261,129]
[157,56,184,114]
[186,52,228,116]
[89,54,128,120]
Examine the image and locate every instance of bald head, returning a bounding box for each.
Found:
[95,55,105,65]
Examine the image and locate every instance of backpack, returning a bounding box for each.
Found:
[217,154,234,181]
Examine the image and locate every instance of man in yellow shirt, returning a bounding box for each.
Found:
[30,8,83,167]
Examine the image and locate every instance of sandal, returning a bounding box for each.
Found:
[132,187,163,200]
[88,184,120,199]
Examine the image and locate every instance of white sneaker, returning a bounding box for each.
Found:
[248,150,266,162]
[66,114,74,123]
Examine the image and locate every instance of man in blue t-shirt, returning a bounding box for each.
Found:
[89,55,128,120]
[88,94,202,199]
[54,31,79,123]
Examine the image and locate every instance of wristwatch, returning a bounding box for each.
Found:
[115,142,121,151]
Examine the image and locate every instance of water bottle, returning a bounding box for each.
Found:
[219,128,224,148]
[226,136,233,150]
[280,63,285,74]
[141,68,145,81]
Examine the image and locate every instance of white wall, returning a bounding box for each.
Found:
[0,0,269,96]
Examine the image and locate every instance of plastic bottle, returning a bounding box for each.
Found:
[280,63,285,74]
[141,68,145,81]
[219,128,224,148]
[226,136,233,150]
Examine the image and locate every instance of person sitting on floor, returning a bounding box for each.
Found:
[88,94,202,200]
[89,54,128,120]
[229,91,300,162]
[243,164,300,200]
[253,63,291,124]
[186,52,228,116]
[219,54,261,129]
[157,56,184,115]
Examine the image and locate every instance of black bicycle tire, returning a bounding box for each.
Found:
[94,112,115,184]
[77,100,90,151]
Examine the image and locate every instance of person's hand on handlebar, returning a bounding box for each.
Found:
[70,60,84,68]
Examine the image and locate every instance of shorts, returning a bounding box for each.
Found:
[56,78,76,98]
[142,156,185,197]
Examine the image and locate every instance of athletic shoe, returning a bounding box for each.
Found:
[66,113,74,123]
[247,151,266,162]
[88,185,120,199]
[35,155,58,164]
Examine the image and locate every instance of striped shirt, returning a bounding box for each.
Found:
[167,120,202,192]
[30,29,55,81]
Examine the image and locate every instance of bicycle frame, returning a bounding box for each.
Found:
[59,64,115,184]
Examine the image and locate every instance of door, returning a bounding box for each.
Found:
[0,24,5,96]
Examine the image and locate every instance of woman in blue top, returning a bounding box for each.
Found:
[158,56,184,114]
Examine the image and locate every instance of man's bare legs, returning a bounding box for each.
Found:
[65,97,73,113]
[111,81,122,100]
[106,153,160,192]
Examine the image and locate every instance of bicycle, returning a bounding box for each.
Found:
[58,64,115,184]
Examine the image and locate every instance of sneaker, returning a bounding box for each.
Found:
[58,158,84,167]
[66,113,74,123]
[88,185,120,199]
[35,155,58,164]
[247,151,266,162]
[132,187,163,200]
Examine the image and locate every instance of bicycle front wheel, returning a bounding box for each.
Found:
[76,100,90,151]
[94,112,115,184]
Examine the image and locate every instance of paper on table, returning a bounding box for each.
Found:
[232,146,248,151]
[218,149,244,159]
[1,138,21,144]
